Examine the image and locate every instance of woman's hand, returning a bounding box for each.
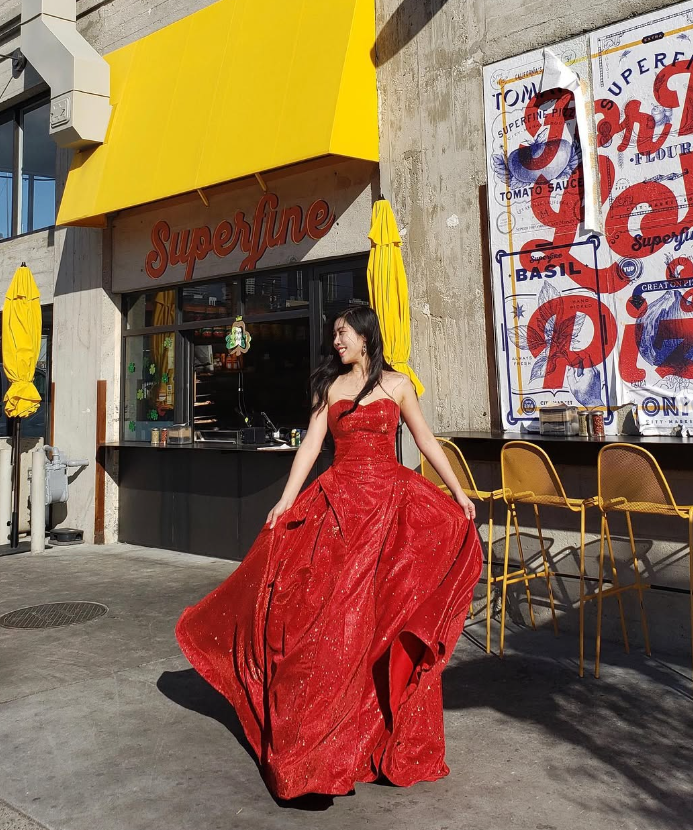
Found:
[453,490,476,522]
[266,495,295,529]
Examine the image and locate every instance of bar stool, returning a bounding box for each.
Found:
[596,443,693,680]
[501,440,597,675]
[421,438,504,653]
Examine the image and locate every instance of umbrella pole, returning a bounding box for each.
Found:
[10,417,20,549]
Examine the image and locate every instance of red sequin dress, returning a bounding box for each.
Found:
[176,398,482,799]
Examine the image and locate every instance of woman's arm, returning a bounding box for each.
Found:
[266,403,329,528]
[398,379,476,521]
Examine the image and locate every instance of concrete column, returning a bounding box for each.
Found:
[30,447,45,553]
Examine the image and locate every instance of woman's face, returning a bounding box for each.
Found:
[333,318,365,365]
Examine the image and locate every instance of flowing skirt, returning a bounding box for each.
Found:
[176,461,482,799]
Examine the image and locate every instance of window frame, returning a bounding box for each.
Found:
[119,255,369,442]
[0,95,56,241]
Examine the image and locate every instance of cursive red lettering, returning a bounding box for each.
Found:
[212,220,235,257]
[169,229,190,267]
[306,199,335,239]
[183,226,212,280]
[234,211,252,258]
[145,220,171,279]
[275,206,306,245]
[654,64,693,136]
[144,195,334,278]
[240,193,277,271]
[527,296,617,388]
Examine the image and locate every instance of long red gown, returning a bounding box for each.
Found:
[176,398,482,799]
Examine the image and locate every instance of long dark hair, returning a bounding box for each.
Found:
[310,306,393,418]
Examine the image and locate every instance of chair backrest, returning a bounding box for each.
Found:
[421,437,477,496]
[598,443,678,513]
[501,440,569,505]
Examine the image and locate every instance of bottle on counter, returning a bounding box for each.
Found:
[591,411,605,437]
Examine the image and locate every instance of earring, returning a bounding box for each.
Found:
[362,342,367,355]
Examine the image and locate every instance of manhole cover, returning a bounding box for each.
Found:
[0,601,108,630]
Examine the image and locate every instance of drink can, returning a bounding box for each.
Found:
[150,428,160,446]
[160,428,169,446]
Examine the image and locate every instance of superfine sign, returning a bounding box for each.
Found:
[145,193,335,280]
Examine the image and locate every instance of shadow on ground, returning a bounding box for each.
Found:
[157,669,336,811]
[444,633,693,830]
[159,632,693,826]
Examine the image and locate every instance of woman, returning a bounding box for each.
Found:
[176,306,482,800]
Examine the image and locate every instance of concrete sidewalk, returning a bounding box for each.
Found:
[0,544,691,830]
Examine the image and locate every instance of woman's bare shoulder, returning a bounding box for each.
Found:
[380,370,414,398]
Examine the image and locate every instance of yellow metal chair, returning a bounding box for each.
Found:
[596,444,693,679]
[421,438,504,653]
[500,440,597,675]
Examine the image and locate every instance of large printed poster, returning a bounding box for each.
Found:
[484,1,693,433]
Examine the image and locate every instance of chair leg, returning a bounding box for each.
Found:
[500,506,512,658]
[579,504,585,679]
[485,498,495,655]
[595,514,607,679]
[603,518,630,654]
[625,510,651,657]
[512,505,536,629]
[533,504,558,637]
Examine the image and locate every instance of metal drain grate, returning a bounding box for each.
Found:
[0,601,108,630]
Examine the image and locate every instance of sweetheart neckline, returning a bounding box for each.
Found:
[328,397,400,413]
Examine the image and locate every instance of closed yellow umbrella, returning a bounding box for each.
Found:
[366,200,424,396]
[2,262,42,548]
[3,264,42,418]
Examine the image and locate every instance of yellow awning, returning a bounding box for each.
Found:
[57,0,379,227]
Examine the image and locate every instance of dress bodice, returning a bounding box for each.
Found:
[328,398,400,468]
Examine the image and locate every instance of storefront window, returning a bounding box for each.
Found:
[120,258,367,441]
[182,277,240,323]
[125,289,177,330]
[123,332,175,441]
[242,318,310,427]
[319,265,369,359]
[321,265,369,320]
[0,118,12,241]
[244,271,308,315]
[21,103,56,234]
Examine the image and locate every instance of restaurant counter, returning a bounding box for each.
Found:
[103,441,329,559]
[439,430,693,471]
